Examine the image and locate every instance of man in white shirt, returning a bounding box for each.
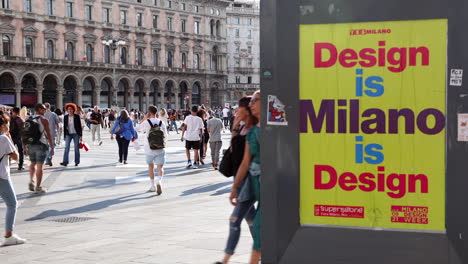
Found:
[181,106,204,169]
[222,106,230,128]
[136,106,167,195]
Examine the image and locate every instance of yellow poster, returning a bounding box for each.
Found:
[299,20,447,231]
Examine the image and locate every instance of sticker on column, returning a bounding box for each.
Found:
[267,95,288,126]
[450,69,463,86]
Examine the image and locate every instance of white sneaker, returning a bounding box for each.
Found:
[149,185,156,192]
[2,234,26,246]
[192,163,199,169]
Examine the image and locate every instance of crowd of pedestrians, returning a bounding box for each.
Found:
[0,94,262,264]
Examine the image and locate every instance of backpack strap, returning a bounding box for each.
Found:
[159,120,162,127]
[147,119,154,128]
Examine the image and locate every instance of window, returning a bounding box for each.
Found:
[86,44,93,62]
[181,53,186,68]
[1,0,8,9]
[235,76,240,84]
[247,30,252,39]
[195,5,199,13]
[137,48,143,65]
[104,45,110,63]
[194,54,200,69]
[103,8,110,23]
[46,0,53,15]
[167,17,173,31]
[166,0,171,8]
[25,38,33,58]
[235,59,240,67]
[154,0,157,6]
[137,0,141,2]
[2,35,10,56]
[194,21,200,34]
[235,28,239,38]
[248,46,252,54]
[248,76,252,84]
[167,51,173,67]
[153,49,158,66]
[181,19,186,32]
[66,2,73,17]
[46,40,54,59]
[248,58,252,67]
[66,42,74,60]
[137,12,143,27]
[233,17,240,24]
[247,18,252,25]
[25,0,32,12]
[152,15,158,28]
[120,47,127,64]
[85,5,92,20]
[120,10,127,24]
[181,3,185,10]
[235,46,239,53]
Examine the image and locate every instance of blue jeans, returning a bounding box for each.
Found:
[0,178,17,232]
[224,198,256,255]
[169,120,178,132]
[47,136,56,161]
[63,134,80,165]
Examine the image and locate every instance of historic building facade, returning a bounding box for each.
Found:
[0,0,229,110]
[225,0,259,106]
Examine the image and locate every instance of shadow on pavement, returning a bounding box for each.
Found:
[180,182,231,197]
[25,192,155,221]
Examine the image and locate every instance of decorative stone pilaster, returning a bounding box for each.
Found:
[56,85,64,110]
[128,87,135,110]
[76,85,83,107]
[175,93,180,110]
[15,86,21,107]
[36,84,44,104]
[145,88,150,111]
[94,86,101,108]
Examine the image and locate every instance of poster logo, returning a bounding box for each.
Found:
[299,20,447,231]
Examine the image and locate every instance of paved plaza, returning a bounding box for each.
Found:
[0,128,252,264]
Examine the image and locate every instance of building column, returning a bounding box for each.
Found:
[76,85,83,107]
[57,85,64,110]
[175,93,180,110]
[94,86,101,108]
[129,87,135,110]
[145,88,150,111]
[15,85,21,107]
[36,84,44,104]
[159,88,164,108]
[112,80,119,107]
[230,91,234,105]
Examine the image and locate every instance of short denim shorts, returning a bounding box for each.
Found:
[27,144,48,164]
[145,150,166,165]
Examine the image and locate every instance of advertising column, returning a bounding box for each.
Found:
[299,20,447,231]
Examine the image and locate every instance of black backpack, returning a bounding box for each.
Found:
[22,116,43,145]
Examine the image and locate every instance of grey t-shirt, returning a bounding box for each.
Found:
[207,118,223,142]
[45,110,60,138]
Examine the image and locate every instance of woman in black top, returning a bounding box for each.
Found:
[60,103,83,166]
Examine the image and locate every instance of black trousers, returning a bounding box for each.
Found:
[116,136,130,161]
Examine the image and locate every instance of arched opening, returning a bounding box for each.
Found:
[117,79,129,108]
[150,80,160,107]
[21,74,37,107]
[66,42,74,61]
[210,19,215,36]
[211,82,220,107]
[179,81,189,108]
[43,74,58,107]
[100,78,112,108]
[86,44,93,62]
[192,82,201,106]
[25,38,34,58]
[63,75,77,104]
[164,80,175,109]
[216,20,221,37]
[0,72,16,106]
[47,40,54,59]
[135,79,145,111]
[3,35,11,56]
[82,77,95,108]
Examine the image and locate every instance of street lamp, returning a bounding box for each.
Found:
[101,39,126,107]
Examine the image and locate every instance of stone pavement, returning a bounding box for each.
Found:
[0,126,253,264]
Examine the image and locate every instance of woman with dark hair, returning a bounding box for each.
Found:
[60,103,83,167]
[0,111,26,246]
[111,110,138,164]
[216,96,258,264]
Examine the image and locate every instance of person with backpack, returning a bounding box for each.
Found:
[136,106,167,194]
[60,103,83,167]
[22,104,55,194]
[9,107,25,170]
[0,111,26,246]
[110,110,137,164]
[181,106,204,169]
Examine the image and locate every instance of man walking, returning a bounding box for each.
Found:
[222,105,230,129]
[207,116,223,169]
[89,106,104,145]
[9,107,24,170]
[181,106,204,169]
[22,104,55,194]
[136,106,167,195]
[44,103,60,166]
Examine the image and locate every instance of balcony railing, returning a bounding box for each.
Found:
[226,83,260,90]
